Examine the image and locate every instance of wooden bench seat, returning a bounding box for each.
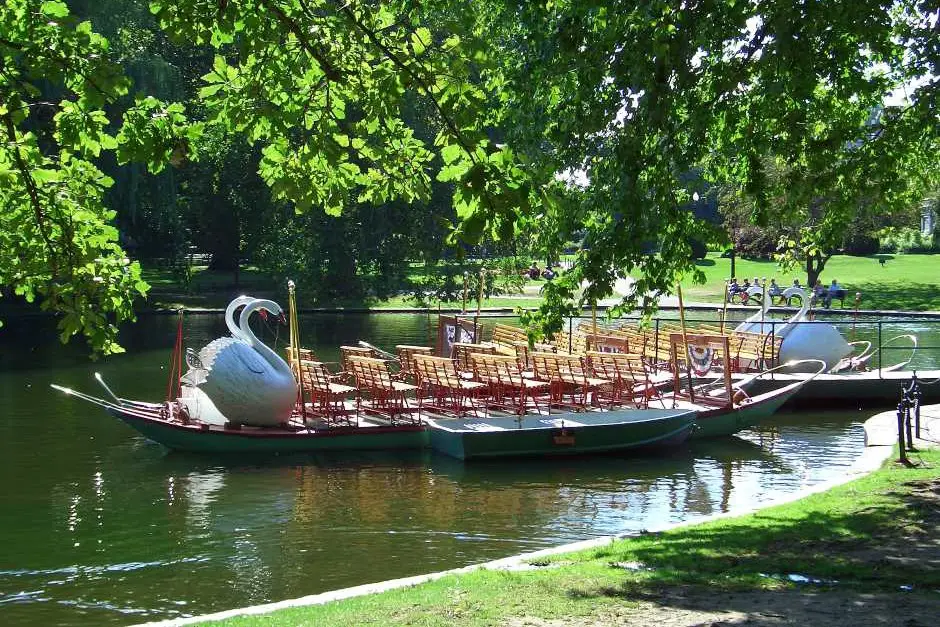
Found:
[531,351,610,410]
[470,352,550,415]
[298,359,358,425]
[395,345,433,383]
[413,354,487,417]
[348,355,420,424]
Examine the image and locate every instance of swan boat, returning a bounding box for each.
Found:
[727,286,939,407]
[665,332,826,438]
[51,296,698,459]
[53,386,698,458]
[52,296,430,454]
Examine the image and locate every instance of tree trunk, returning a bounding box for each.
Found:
[805,251,830,288]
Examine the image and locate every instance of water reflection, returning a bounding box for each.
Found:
[0,313,879,626]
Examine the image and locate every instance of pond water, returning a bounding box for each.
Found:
[0,311,934,626]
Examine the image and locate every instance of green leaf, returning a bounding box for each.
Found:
[40,1,69,18]
[441,143,462,165]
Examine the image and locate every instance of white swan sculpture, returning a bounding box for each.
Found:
[179,295,256,425]
[735,286,851,372]
[735,285,769,332]
[183,298,297,427]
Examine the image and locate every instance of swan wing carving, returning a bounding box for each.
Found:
[198,336,243,371]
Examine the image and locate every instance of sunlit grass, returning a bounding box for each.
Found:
[138,253,940,312]
[680,253,940,311]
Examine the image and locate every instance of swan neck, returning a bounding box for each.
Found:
[788,288,809,324]
[238,301,288,373]
[225,296,255,340]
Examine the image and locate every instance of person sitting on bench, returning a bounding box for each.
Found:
[767,278,783,304]
[827,279,846,308]
[811,280,826,307]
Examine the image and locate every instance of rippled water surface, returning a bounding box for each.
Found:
[0,311,929,625]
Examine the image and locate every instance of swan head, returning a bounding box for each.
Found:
[781,286,806,300]
[241,299,286,326]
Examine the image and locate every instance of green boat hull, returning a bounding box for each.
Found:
[109,405,428,454]
[688,379,804,439]
[426,408,696,460]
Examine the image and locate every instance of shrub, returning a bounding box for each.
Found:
[843,233,880,256]
[733,226,777,259]
[877,227,936,253]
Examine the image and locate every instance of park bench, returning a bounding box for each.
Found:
[470,352,551,415]
[347,355,420,424]
[530,351,610,410]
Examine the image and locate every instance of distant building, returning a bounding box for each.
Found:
[922,203,937,236]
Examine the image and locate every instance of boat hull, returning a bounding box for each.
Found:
[108,405,427,454]
[735,370,940,408]
[680,379,806,439]
[425,408,697,460]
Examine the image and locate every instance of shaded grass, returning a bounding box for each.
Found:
[369,295,543,310]
[140,266,279,309]
[140,265,545,311]
[205,448,940,627]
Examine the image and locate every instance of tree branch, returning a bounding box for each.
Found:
[3,111,59,274]
[338,5,477,161]
[257,0,343,81]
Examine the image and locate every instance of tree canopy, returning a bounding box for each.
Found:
[2,0,938,353]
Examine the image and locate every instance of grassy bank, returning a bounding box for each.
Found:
[680,253,940,311]
[139,253,940,312]
[201,448,940,626]
[139,266,546,311]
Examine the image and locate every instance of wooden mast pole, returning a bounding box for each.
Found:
[677,280,694,402]
[462,271,469,313]
[475,267,485,331]
[288,280,306,421]
[720,280,729,334]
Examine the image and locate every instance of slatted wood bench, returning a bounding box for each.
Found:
[730,331,783,372]
[285,346,317,379]
[491,323,528,346]
[347,355,420,424]
[583,332,631,354]
[586,351,665,409]
[469,352,550,415]
[339,345,376,384]
[412,354,487,417]
[530,351,610,410]
[451,341,498,374]
[395,345,433,383]
[298,359,358,425]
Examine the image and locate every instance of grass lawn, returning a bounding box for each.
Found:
[140,265,548,311]
[370,294,544,310]
[202,448,940,627]
[138,253,940,312]
[140,265,280,309]
[679,252,940,311]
